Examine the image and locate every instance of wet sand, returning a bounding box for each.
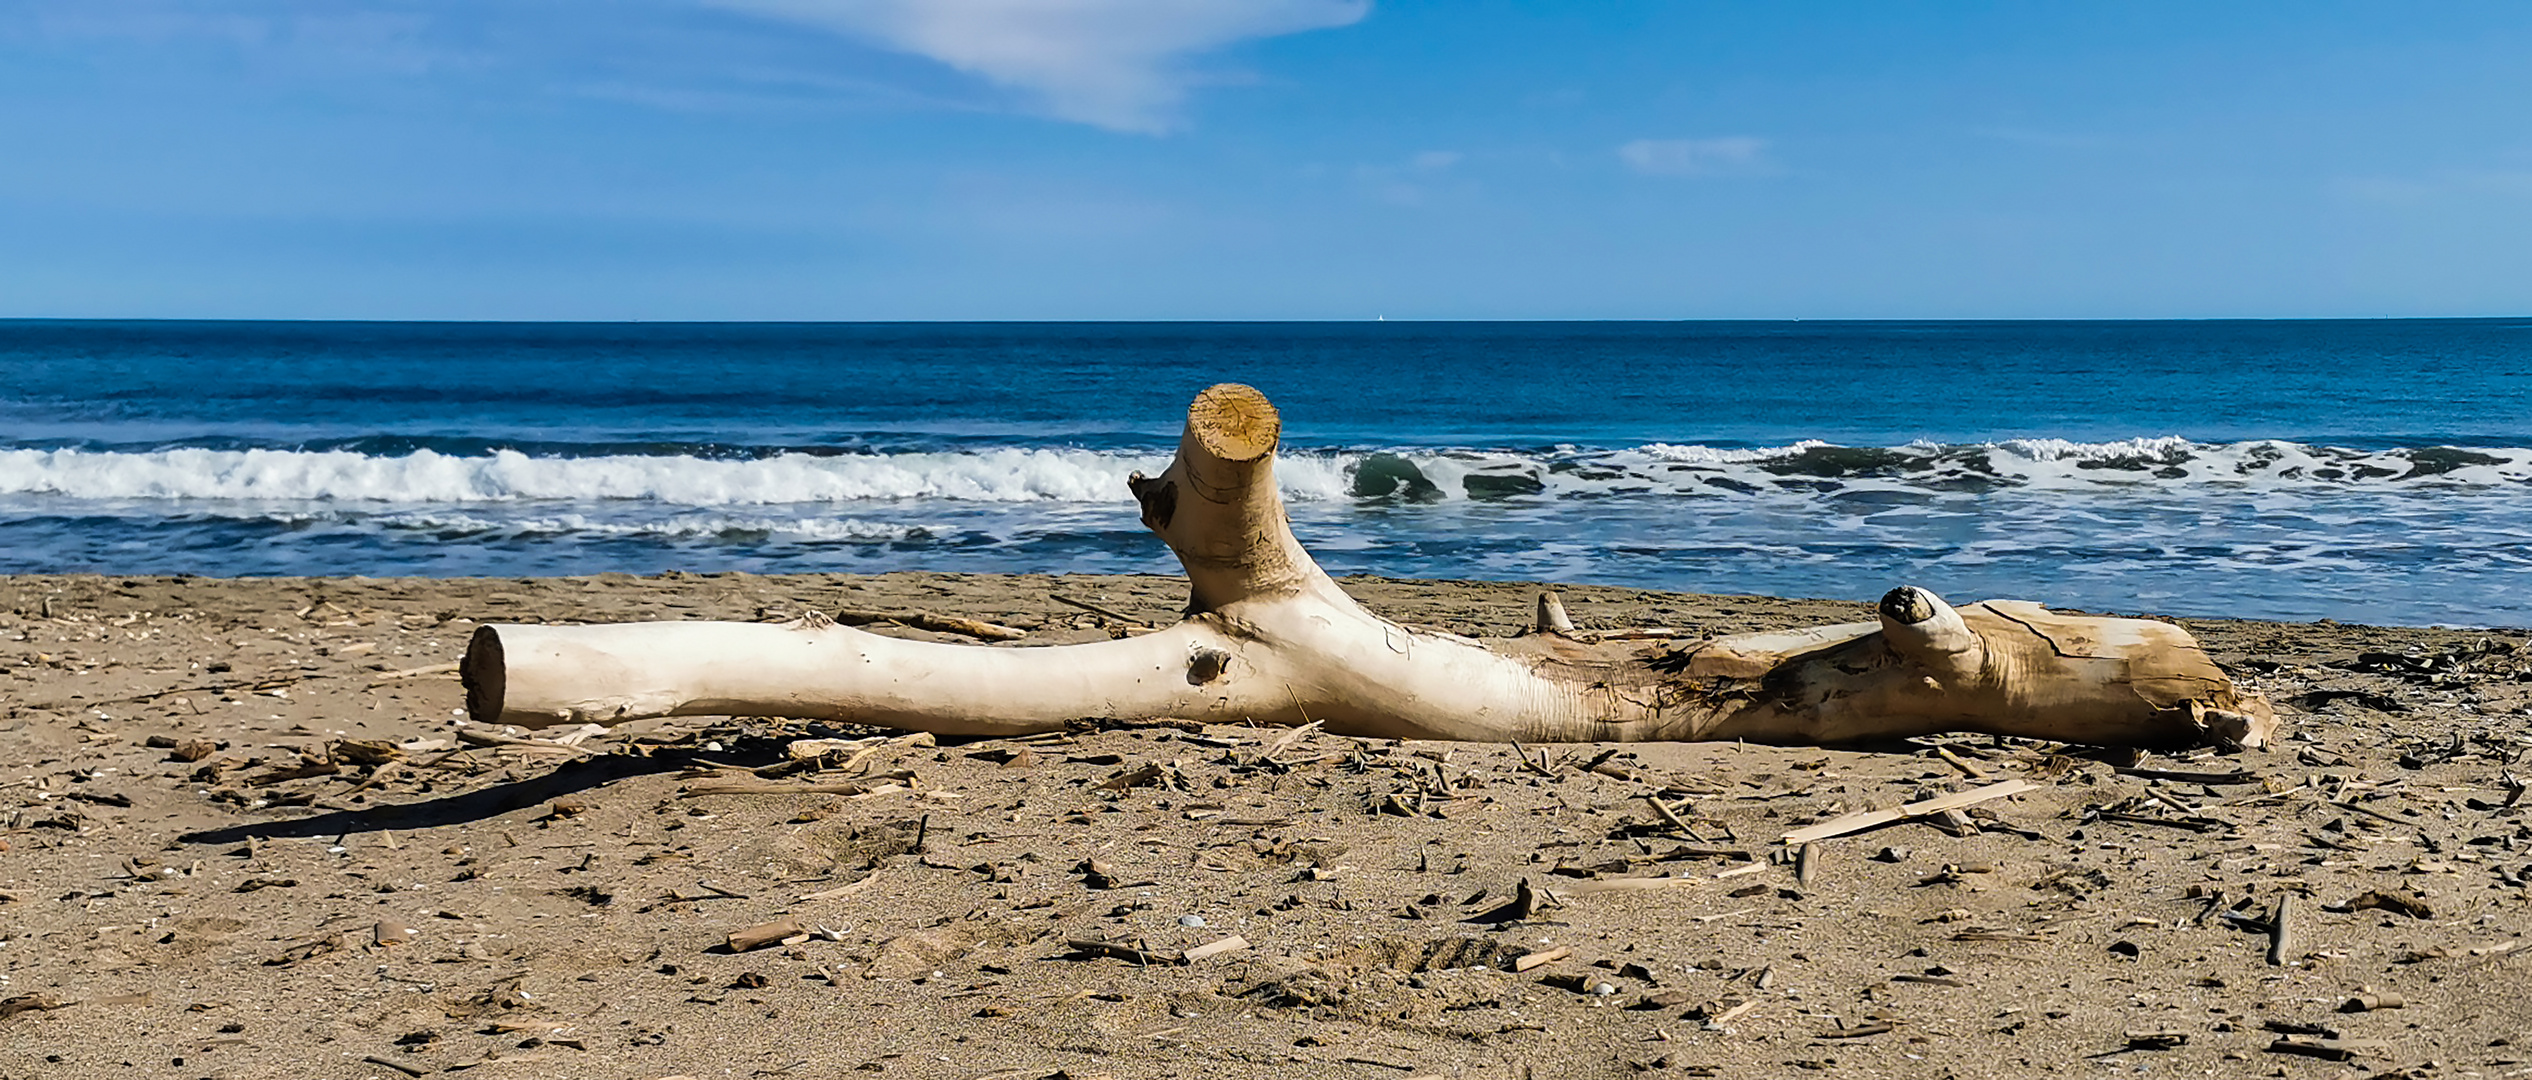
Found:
[3,571,2529,1079]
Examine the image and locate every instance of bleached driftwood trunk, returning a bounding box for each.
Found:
[463,385,2277,750]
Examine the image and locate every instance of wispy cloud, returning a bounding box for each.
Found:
[1617,137,1770,178]
[5,0,460,75]
[707,0,1369,133]
[5,1,1367,129]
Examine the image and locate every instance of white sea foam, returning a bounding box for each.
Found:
[0,501,947,542]
[1634,440,1835,463]
[0,447,1175,505]
[1995,435,2200,462]
[1,438,2527,511]
[372,511,936,542]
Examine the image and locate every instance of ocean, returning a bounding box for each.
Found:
[3,319,2529,628]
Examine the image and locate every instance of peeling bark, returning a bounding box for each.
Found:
[464,384,2277,750]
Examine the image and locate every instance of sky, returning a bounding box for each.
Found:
[3,1,2531,321]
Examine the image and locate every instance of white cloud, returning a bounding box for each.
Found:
[1617,137,1770,178]
[1411,150,1461,170]
[707,0,1369,133]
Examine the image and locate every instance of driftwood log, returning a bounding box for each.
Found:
[462,384,2277,750]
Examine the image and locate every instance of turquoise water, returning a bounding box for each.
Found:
[4,319,2530,626]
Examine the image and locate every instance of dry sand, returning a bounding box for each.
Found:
[2,571,2530,1079]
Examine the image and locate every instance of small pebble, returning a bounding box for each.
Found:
[1178,915,1207,928]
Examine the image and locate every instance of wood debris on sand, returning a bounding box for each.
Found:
[1,571,2527,1077]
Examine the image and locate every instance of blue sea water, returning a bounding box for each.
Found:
[3,319,2531,627]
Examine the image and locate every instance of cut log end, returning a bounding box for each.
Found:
[2199,702,2280,752]
[460,624,506,724]
[1187,383,1280,462]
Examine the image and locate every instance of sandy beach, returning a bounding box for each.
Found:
[3,571,2530,1079]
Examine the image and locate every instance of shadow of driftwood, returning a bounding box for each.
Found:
[176,738,791,845]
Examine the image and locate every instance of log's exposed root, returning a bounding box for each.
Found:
[463,384,2278,751]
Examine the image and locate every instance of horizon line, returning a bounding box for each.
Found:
[5,314,2530,327]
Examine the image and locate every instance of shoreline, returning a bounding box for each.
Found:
[6,568,2526,637]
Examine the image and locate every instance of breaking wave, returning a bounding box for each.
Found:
[0,446,1198,504]
[3,438,2526,509]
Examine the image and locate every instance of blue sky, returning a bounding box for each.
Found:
[4,1,2530,320]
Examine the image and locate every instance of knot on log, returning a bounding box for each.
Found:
[1187,647,1231,685]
